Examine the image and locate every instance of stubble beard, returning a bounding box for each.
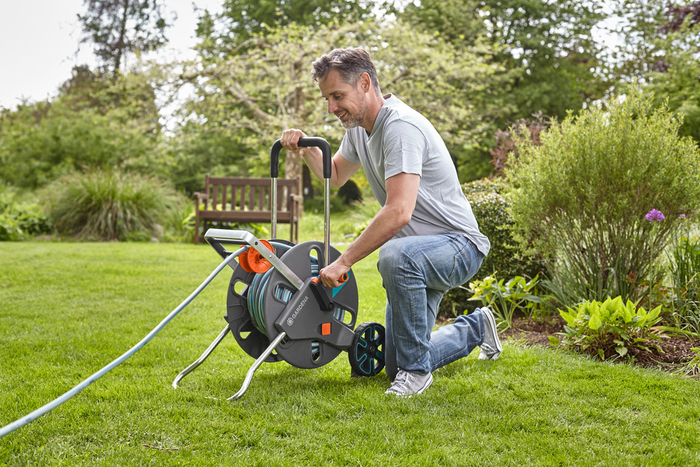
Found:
[339,95,368,130]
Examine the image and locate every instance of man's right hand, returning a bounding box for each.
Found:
[280,129,309,154]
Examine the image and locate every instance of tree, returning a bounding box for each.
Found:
[609,0,670,82]
[402,0,610,122]
[400,0,610,180]
[78,0,172,75]
[612,1,700,142]
[174,20,503,192]
[646,1,700,141]
[194,0,374,57]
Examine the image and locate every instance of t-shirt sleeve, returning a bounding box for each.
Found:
[383,120,425,179]
[339,131,360,164]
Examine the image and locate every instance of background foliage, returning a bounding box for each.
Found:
[174,19,503,191]
[2,0,699,195]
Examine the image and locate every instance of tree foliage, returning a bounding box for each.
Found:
[194,0,374,57]
[402,0,610,122]
[78,0,172,75]
[175,19,503,190]
[612,1,700,142]
[647,2,700,141]
[400,0,610,179]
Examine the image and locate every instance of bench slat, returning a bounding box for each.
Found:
[199,211,293,222]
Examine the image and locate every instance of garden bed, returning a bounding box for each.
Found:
[501,316,700,371]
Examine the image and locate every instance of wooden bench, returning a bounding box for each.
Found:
[194,174,300,244]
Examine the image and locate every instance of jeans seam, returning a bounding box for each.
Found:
[449,237,472,288]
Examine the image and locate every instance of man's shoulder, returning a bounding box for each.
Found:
[383,96,430,130]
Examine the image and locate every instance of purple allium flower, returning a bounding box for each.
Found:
[679,214,687,219]
[645,209,665,222]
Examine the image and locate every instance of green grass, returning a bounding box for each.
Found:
[2,242,700,466]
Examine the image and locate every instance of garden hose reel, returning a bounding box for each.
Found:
[172,137,386,399]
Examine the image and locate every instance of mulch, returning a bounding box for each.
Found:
[500,315,700,372]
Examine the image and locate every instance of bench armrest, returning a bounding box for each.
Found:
[194,192,208,200]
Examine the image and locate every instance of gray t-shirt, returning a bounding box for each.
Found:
[339,94,490,257]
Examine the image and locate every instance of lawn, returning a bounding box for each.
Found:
[1,240,700,466]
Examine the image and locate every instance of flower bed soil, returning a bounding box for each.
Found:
[501,316,700,370]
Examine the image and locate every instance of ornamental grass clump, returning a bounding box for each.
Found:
[669,235,700,334]
[506,87,700,304]
[44,169,184,241]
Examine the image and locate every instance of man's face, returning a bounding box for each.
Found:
[319,69,368,129]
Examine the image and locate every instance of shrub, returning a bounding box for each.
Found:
[0,189,53,241]
[507,87,700,305]
[489,112,551,177]
[553,297,664,361]
[43,169,184,241]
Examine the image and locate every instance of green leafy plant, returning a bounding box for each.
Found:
[673,347,700,378]
[468,273,547,330]
[553,297,665,361]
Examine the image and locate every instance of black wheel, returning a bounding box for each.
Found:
[348,322,385,377]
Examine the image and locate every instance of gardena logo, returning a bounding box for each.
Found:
[286,295,309,327]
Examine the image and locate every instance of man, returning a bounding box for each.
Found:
[280,47,502,396]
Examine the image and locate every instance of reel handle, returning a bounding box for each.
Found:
[270,137,332,179]
[270,137,334,266]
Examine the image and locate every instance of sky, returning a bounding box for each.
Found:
[0,0,221,110]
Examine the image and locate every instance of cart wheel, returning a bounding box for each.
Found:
[348,322,385,377]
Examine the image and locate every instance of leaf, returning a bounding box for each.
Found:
[560,309,577,326]
[589,312,602,330]
[616,346,628,357]
[598,348,605,360]
[548,336,561,347]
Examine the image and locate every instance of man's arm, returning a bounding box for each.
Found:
[319,172,420,287]
[280,128,360,188]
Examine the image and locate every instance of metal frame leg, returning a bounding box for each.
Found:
[227,332,287,401]
[172,325,231,389]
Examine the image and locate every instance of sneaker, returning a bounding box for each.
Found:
[478,307,503,360]
[385,370,433,396]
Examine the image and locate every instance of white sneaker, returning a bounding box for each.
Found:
[478,307,503,360]
[385,370,433,397]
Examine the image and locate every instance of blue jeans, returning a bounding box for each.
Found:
[378,233,486,378]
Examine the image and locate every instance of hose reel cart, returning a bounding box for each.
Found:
[173,137,386,400]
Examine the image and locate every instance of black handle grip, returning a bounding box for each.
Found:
[270,137,332,179]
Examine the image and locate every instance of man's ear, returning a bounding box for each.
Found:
[360,73,371,92]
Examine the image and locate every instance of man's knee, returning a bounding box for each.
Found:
[377,239,405,277]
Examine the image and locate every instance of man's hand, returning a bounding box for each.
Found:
[280,128,308,154]
[319,257,352,288]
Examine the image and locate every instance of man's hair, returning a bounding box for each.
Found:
[312,48,381,93]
